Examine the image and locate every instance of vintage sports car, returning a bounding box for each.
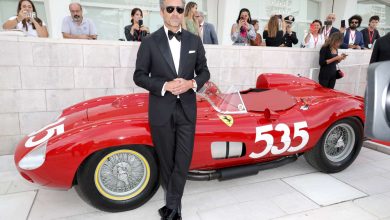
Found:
[14,74,364,212]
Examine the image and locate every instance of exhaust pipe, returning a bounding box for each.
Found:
[187,155,298,181]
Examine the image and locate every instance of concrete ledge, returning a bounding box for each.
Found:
[364,141,390,155]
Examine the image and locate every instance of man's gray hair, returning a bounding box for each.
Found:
[69,2,82,10]
[198,11,204,17]
[159,0,186,9]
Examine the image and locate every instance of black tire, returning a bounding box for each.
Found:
[304,117,363,173]
[75,145,159,212]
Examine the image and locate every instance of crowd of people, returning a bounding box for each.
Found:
[2,0,388,91]
[1,0,385,49]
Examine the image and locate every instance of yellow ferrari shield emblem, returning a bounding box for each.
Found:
[219,115,234,127]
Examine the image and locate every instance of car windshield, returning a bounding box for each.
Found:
[198,82,247,114]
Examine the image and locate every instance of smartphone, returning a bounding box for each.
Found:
[341,20,345,28]
[310,23,315,32]
[324,20,332,26]
[138,19,143,26]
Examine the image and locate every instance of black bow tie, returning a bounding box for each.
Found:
[168,30,182,41]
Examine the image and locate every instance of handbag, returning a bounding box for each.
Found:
[336,64,345,79]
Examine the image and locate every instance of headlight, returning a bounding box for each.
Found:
[19,141,47,170]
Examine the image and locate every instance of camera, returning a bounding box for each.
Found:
[138,19,143,26]
[324,20,332,26]
[365,61,390,141]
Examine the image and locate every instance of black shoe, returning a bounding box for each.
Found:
[163,208,182,220]
[158,206,169,217]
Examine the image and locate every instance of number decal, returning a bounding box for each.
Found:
[271,123,291,155]
[250,121,309,159]
[249,125,274,158]
[25,117,66,148]
[287,121,309,152]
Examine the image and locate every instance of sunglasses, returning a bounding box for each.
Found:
[350,21,359,24]
[165,6,184,14]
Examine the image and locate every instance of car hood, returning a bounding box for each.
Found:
[87,93,148,122]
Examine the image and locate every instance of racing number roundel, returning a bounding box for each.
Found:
[250,121,309,158]
[25,117,66,148]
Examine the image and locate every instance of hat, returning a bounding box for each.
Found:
[284,15,295,23]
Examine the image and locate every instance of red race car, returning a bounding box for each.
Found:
[14,74,365,212]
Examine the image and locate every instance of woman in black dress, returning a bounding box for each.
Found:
[319,32,347,89]
[263,15,284,47]
[124,8,149,41]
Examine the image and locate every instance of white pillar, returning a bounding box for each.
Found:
[217,0,241,45]
[334,0,358,26]
[44,0,71,39]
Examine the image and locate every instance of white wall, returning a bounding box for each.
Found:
[0,35,371,155]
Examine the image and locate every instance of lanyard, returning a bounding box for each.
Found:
[324,27,331,37]
[350,31,356,43]
[369,30,374,44]
[313,35,319,47]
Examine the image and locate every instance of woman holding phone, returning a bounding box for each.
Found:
[124,8,149,41]
[319,32,347,89]
[231,8,256,45]
[304,20,324,48]
[2,0,48,37]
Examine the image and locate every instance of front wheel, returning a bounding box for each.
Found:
[304,117,363,173]
[75,146,159,212]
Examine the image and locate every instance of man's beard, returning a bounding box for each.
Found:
[73,15,81,22]
[350,25,357,30]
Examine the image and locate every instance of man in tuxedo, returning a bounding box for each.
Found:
[196,11,218,44]
[370,32,390,63]
[133,0,210,219]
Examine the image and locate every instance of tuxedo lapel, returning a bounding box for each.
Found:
[154,27,177,77]
[178,30,190,77]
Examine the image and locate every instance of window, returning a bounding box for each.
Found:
[358,1,390,36]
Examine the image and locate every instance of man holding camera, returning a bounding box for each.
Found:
[322,13,339,40]
[281,15,298,47]
[62,3,97,40]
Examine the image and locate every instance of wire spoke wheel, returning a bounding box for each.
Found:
[95,150,149,200]
[324,123,355,163]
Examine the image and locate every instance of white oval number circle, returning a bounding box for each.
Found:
[25,117,66,148]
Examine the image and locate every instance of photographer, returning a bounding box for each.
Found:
[2,0,48,38]
[231,8,256,46]
[304,20,324,48]
[124,8,150,42]
[281,15,298,47]
[322,13,339,40]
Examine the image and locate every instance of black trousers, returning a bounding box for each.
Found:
[150,101,195,210]
[319,78,336,89]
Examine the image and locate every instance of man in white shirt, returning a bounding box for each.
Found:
[133,0,210,219]
[62,3,97,40]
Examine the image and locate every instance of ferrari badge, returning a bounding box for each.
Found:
[219,115,234,127]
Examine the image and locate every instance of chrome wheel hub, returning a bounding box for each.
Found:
[324,123,355,162]
[98,152,147,197]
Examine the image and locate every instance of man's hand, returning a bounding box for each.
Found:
[165,78,193,95]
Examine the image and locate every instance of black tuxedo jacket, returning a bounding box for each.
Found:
[133,27,210,126]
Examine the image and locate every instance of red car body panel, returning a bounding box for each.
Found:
[14,74,365,189]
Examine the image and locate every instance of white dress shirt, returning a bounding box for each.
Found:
[162,25,181,96]
[161,26,197,96]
